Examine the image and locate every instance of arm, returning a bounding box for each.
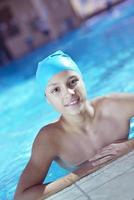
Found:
[14,128,57,200]
[108,92,134,152]
[88,93,134,166]
[14,127,88,200]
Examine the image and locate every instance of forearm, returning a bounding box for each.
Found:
[38,164,102,200]
[38,173,80,200]
[14,173,80,200]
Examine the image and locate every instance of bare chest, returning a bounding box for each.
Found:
[58,115,130,166]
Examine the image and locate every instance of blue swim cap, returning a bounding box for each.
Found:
[36,50,82,96]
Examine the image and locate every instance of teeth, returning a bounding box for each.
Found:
[64,98,79,107]
[70,100,77,105]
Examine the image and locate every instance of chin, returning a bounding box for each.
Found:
[64,103,84,115]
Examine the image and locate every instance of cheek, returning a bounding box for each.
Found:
[77,85,86,94]
[76,87,87,101]
[50,97,63,108]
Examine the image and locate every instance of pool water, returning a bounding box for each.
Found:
[0,0,134,199]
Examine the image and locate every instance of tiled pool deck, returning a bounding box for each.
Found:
[45,150,134,200]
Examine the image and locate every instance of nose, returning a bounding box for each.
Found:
[67,88,75,94]
[62,87,75,98]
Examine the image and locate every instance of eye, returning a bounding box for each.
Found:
[51,87,60,94]
[69,78,79,87]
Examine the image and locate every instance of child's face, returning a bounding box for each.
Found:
[45,70,87,115]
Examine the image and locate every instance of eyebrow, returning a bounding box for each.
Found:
[48,76,78,88]
[48,83,58,88]
[68,75,77,79]
[66,75,78,83]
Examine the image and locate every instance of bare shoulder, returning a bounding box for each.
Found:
[91,93,126,106]
[33,123,60,150]
[32,122,61,158]
[28,123,61,171]
[91,92,134,115]
[90,96,109,110]
[90,94,118,116]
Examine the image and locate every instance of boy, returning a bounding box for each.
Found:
[14,51,134,200]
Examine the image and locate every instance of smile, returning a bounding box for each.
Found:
[64,97,80,107]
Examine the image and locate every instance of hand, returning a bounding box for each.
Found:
[88,142,130,166]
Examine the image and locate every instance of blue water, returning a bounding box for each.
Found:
[0,0,134,199]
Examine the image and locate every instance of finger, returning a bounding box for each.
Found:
[92,155,113,166]
[96,145,115,153]
[89,144,117,162]
[89,150,115,162]
[98,148,117,156]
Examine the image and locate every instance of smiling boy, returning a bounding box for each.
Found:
[14,51,134,200]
